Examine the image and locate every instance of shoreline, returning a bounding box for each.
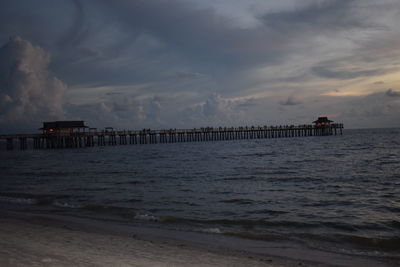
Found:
[0,211,307,267]
[1,210,392,266]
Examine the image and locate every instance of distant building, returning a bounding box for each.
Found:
[40,121,88,135]
[313,117,333,127]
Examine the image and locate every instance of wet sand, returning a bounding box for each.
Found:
[0,212,302,267]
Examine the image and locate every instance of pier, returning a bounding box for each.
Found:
[0,122,343,151]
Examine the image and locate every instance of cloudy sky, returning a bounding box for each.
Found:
[0,0,399,133]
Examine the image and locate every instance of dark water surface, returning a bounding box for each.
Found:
[1,128,399,264]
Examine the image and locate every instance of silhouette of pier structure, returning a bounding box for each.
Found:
[0,118,343,150]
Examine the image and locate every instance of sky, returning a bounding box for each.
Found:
[0,0,400,133]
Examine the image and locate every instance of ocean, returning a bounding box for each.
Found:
[1,128,399,265]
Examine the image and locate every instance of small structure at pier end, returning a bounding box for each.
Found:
[40,121,88,135]
[313,116,335,135]
[313,116,333,127]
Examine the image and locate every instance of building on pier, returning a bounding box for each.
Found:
[40,121,88,135]
[313,117,335,136]
[313,117,333,127]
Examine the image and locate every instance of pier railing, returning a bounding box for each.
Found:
[0,123,343,150]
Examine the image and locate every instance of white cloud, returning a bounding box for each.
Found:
[0,36,66,131]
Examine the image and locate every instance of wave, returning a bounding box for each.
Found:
[80,204,139,220]
[168,200,200,207]
[156,216,316,229]
[80,188,109,192]
[222,230,400,252]
[249,209,288,215]
[201,219,315,228]
[201,228,223,234]
[179,189,194,193]
[0,192,67,206]
[134,213,160,221]
[81,204,132,213]
[126,180,147,185]
[112,180,147,185]
[53,201,79,209]
[127,198,143,203]
[219,198,255,205]
[160,216,187,223]
[334,234,400,250]
[384,220,400,230]
[155,216,400,253]
[240,152,276,158]
[0,195,37,205]
[381,206,400,213]
[226,231,283,241]
[303,200,354,207]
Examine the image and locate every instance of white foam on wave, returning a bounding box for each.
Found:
[201,228,223,234]
[134,214,160,221]
[0,196,37,205]
[52,201,79,209]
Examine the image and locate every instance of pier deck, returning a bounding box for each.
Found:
[0,123,343,150]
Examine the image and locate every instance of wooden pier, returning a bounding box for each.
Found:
[0,123,343,151]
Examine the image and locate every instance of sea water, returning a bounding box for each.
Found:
[1,128,399,265]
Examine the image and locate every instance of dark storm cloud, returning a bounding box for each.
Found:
[261,0,368,32]
[89,0,285,72]
[345,90,400,124]
[57,0,87,48]
[311,65,383,80]
[176,71,205,79]
[0,0,373,87]
[92,0,371,68]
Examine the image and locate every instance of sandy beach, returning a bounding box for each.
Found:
[0,212,305,267]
